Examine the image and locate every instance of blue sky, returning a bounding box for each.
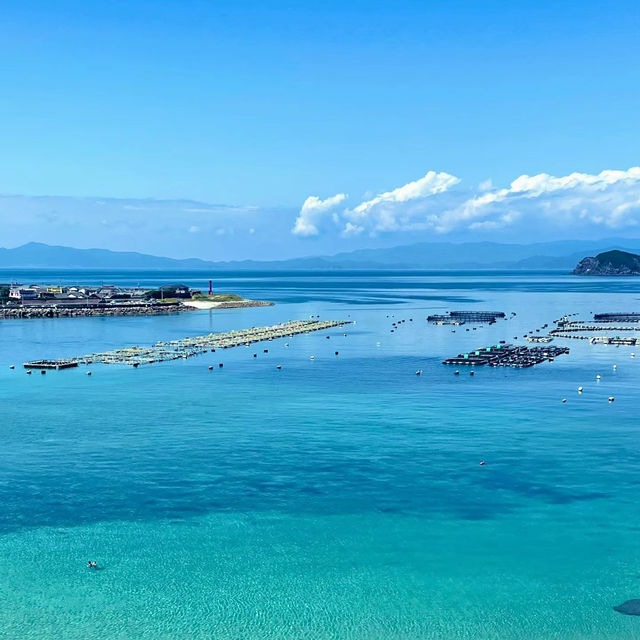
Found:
[2,1,640,259]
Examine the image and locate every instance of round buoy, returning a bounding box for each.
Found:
[608,396,615,402]
[596,374,601,380]
[562,398,567,403]
[9,365,14,370]
[335,351,339,355]
[310,355,315,360]
[455,370,460,375]
[578,386,583,393]
[26,370,32,375]
[41,370,46,375]
[219,363,224,368]
[416,370,422,375]
[479,460,486,466]
[613,364,617,370]
[253,353,257,358]
[276,365,282,370]
[470,370,475,376]
[87,371,92,376]
[208,366,213,370]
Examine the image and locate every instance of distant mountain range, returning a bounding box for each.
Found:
[3,239,640,271]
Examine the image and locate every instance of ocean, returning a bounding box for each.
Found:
[0,269,639,639]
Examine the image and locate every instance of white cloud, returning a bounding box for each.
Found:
[342,222,364,236]
[292,193,347,236]
[433,167,640,233]
[343,171,461,234]
[343,171,460,236]
[296,166,640,238]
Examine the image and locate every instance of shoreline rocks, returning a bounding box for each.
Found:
[0,299,272,319]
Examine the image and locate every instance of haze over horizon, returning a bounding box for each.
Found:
[3,1,640,260]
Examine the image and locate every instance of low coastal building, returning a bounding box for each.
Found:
[9,287,38,300]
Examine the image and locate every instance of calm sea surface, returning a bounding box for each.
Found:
[0,270,639,639]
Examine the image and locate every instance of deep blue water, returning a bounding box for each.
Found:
[0,270,639,638]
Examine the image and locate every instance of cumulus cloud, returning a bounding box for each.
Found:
[433,167,640,233]
[342,171,461,234]
[293,166,640,239]
[292,193,347,236]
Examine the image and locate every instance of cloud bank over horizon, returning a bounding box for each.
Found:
[293,167,640,240]
[2,166,640,261]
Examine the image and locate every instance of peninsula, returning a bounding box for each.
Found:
[572,250,640,276]
[0,282,271,319]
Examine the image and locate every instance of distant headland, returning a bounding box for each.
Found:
[572,250,640,276]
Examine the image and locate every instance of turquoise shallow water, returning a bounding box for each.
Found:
[0,270,639,638]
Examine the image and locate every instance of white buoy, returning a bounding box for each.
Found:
[9,365,14,370]
[562,398,567,403]
[632,353,636,358]
[578,386,583,393]
[596,374,601,380]
[613,364,617,370]
[87,371,92,376]
[310,356,315,360]
[608,396,615,402]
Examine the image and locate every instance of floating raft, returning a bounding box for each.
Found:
[593,313,640,323]
[589,336,639,346]
[27,320,351,369]
[443,344,569,368]
[428,311,506,324]
[23,359,79,370]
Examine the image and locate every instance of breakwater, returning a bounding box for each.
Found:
[1,302,190,319]
[1,299,272,319]
[24,319,351,369]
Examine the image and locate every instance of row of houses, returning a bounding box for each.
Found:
[1,283,195,306]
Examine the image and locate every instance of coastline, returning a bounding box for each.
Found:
[182,299,273,310]
[0,298,273,319]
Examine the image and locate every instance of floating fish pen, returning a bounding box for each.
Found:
[443,344,569,368]
[550,322,640,337]
[593,313,640,323]
[426,315,465,325]
[526,335,554,343]
[589,336,639,346]
[428,311,505,324]
[23,359,79,370]
[63,319,351,367]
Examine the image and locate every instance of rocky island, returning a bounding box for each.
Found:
[572,249,640,276]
